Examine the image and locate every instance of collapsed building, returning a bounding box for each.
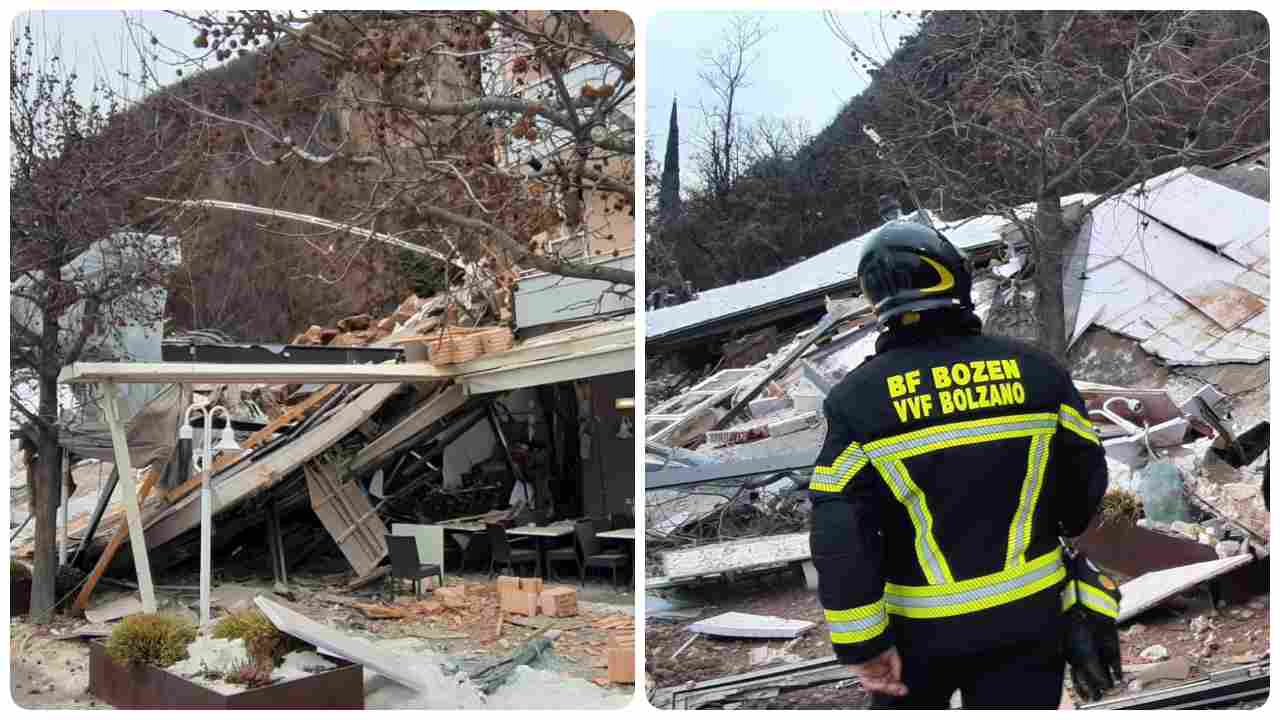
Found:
[644,147,1270,708]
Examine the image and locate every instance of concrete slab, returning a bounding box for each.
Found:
[660,533,811,579]
[84,595,144,624]
[255,595,429,692]
[1119,555,1254,622]
[687,611,815,639]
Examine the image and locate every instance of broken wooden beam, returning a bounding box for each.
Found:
[349,383,463,474]
[163,384,339,503]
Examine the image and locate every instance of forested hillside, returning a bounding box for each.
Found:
[649,10,1269,294]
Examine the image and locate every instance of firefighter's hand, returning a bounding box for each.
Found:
[849,647,908,697]
[1064,610,1118,702]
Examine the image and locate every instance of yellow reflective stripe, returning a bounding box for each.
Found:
[1062,580,1078,611]
[875,458,954,585]
[812,442,869,494]
[1078,582,1120,618]
[826,599,889,644]
[865,413,1059,461]
[886,548,1065,619]
[1005,430,1054,568]
[1059,404,1099,445]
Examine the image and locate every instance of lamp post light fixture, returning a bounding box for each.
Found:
[180,402,241,627]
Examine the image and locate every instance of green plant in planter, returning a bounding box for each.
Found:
[105,613,197,667]
[212,609,292,669]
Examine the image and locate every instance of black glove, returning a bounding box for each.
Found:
[1061,549,1123,702]
[1064,607,1122,702]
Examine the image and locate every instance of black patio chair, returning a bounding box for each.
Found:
[385,534,443,599]
[486,523,540,577]
[546,521,587,582]
[576,520,629,591]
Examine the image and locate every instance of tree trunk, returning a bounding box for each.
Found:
[29,419,62,624]
[1032,197,1070,362]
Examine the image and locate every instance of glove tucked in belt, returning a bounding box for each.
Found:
[1061,548,1123,702]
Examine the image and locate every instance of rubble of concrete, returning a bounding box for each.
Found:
[644,153,1270,707]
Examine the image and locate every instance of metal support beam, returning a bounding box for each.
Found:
[99,381,157,613]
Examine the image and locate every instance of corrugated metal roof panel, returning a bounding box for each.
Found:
[1083,197,1265,330]
[1128,169,1270,251]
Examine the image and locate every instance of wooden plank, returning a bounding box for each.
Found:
[660,533,811,579]
[350,384,464,474]
[1118,555,1254,623]
[305,460,387,576]
[60,362,451,385]
[255,596,430,692]
[163,384,340,503]
[461,345,633,395]
[394,318,634,376]
[139,383,403,556]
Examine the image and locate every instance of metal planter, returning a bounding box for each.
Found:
[11,577,31,616]
[88,641,364,709]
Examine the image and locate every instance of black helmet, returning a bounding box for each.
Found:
[857,220,972,324]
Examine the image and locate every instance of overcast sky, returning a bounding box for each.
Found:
[647,10,916,189]
[12,10,203,106]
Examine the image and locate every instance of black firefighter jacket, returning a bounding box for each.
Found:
[810,311,1108,664]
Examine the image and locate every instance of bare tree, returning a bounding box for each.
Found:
[9,18,193,622]
[152,10,636,312]
[692,15,774,200]
[832,10,1268,358]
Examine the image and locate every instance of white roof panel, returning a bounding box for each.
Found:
[646,209,1017,340]
[1128,168,1270,251]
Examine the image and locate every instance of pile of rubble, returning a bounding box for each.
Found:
[288,293,451,349]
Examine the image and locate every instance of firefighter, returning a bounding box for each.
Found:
[809,221,1114,708]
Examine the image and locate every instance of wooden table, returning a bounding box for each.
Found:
[508,522,575,578]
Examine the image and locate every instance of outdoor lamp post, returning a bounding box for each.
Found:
[180,403,241,626]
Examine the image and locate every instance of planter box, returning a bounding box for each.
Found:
[88,641,364,709]
[11,577,31,616]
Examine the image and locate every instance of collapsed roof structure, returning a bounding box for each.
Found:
[644,150,1270,703]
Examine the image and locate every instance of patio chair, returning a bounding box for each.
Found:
[576,520,629,590]
[486,523,540,577]
[546,521,587,582]
[385,534,444,599]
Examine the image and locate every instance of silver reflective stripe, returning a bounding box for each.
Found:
[887,554,1064,609]
[1007,432,1052,566]
[1080,585,1120,616]
[868,417,1058,459]
[880,459,948,585]
[828,444,868,481]
[829,608,888,635]
[1058,406,1096,439]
